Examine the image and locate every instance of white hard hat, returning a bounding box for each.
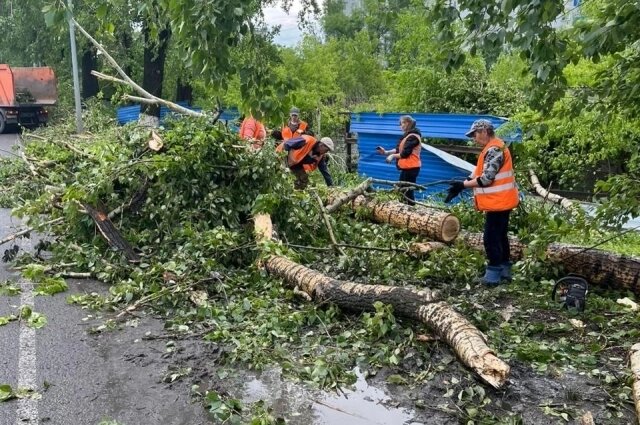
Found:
[320,137,334,151]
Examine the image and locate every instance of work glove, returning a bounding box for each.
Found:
[385,154,395,163]
[444,181,465,203]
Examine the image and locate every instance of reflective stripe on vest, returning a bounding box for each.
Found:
[397,133,421,169]
[472,138,519,212]
[282,121,308,140]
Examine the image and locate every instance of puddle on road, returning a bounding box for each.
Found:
[243,367,421,425]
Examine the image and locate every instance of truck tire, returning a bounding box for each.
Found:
[0,113,5,134]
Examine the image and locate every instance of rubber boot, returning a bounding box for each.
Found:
[500,261,513,283]
[480,266,503,287]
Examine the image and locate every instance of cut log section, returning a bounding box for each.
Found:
[460,231,640,294]
[82,203,140,263]
[529,169,575,211]
[630,343,640,422]
[336,195,460,243]
[254,214,510,388]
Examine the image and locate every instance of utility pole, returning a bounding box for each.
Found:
[67,0,83,133]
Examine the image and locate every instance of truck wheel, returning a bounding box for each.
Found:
[0,114,5,134]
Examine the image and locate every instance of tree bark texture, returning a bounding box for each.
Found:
[342,195,460,243]
[264,255,509,388]
[254,214,509,388]
[175,77,193,104]
[408,242,448,257]
[460,231,640,294]
[82,203,140,263]
[630,343,640,422]
[141,23,170,117]
[81,46,100,99]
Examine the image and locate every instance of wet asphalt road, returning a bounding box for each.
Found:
[0,133,208,425]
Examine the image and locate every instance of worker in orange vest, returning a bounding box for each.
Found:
[276,134,334,189]
[376,115,422,205]
[445,119,519,286]
[281,107,308,140]
[239,115,267,150]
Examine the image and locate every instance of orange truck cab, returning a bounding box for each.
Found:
[0,64,57,133]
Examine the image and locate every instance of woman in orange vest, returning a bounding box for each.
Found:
[376,115,422,205]
[276,134,334,189]
[281,107,309,140]
[239,115,267,150]
[445,119,519,286]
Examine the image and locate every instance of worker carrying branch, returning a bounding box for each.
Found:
[275,133,334,190]
[445,119,519,286]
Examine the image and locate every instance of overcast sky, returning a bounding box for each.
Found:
[263,1,310,46]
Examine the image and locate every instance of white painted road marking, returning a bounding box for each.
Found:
[16,281,38,425]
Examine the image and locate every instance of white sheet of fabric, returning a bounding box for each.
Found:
[420,143,475,173]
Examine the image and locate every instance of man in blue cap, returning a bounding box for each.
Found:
[445,119,519,286]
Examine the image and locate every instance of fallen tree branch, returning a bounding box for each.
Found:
[0,217,64,247]
[81,202,140,263]
[529,169,575,211]
[285,243,408,253]
[19,151,39,177]
[408,241,448,257]
[72,17,203,118]
[108,178,150,219]
[325,178,372,213]
[312,190,346,256]
[254,214,510,388]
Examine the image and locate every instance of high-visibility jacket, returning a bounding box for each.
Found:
[396,133,421,170]
[239,117,266,149]
[276,135,322,172]
[471,138,519,212]
[282,121,308,140]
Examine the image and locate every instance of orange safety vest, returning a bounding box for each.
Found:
[471,138,519,212]
[239,117,266,149]
[275,135,322,172]
[282,121,308,140]
[396,133,422,169]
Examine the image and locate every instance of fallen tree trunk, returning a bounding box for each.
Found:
[529,169,575,211]
[255,214,510,388]
[334,195,460,243]
[460,231,640,294]
[630,343,640,422]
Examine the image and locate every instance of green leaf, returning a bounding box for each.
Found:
[0,384,15,402]
[386,374,407,385]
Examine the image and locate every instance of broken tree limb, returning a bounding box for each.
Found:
[20,151,39,177]
[529,169,575,211]
[325,178,372,213]
[630,343,640,422]
[0,217,64,247]
[459,231,640,294]
[312,191,346,256]
[336,195,460,243]
[81,203,140,263]
[72,16,214,120]
[108,178,150,219]
[254,213,510,388]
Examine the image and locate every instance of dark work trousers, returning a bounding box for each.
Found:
[290,164,309,190]
[483,210,512,266]
[399,168,420,205]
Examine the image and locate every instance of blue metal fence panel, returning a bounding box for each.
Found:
[350,112,521,142]
[115,103,241,126]
[352,112,520,200]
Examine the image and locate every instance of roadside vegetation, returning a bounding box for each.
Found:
[1,0,640,423]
